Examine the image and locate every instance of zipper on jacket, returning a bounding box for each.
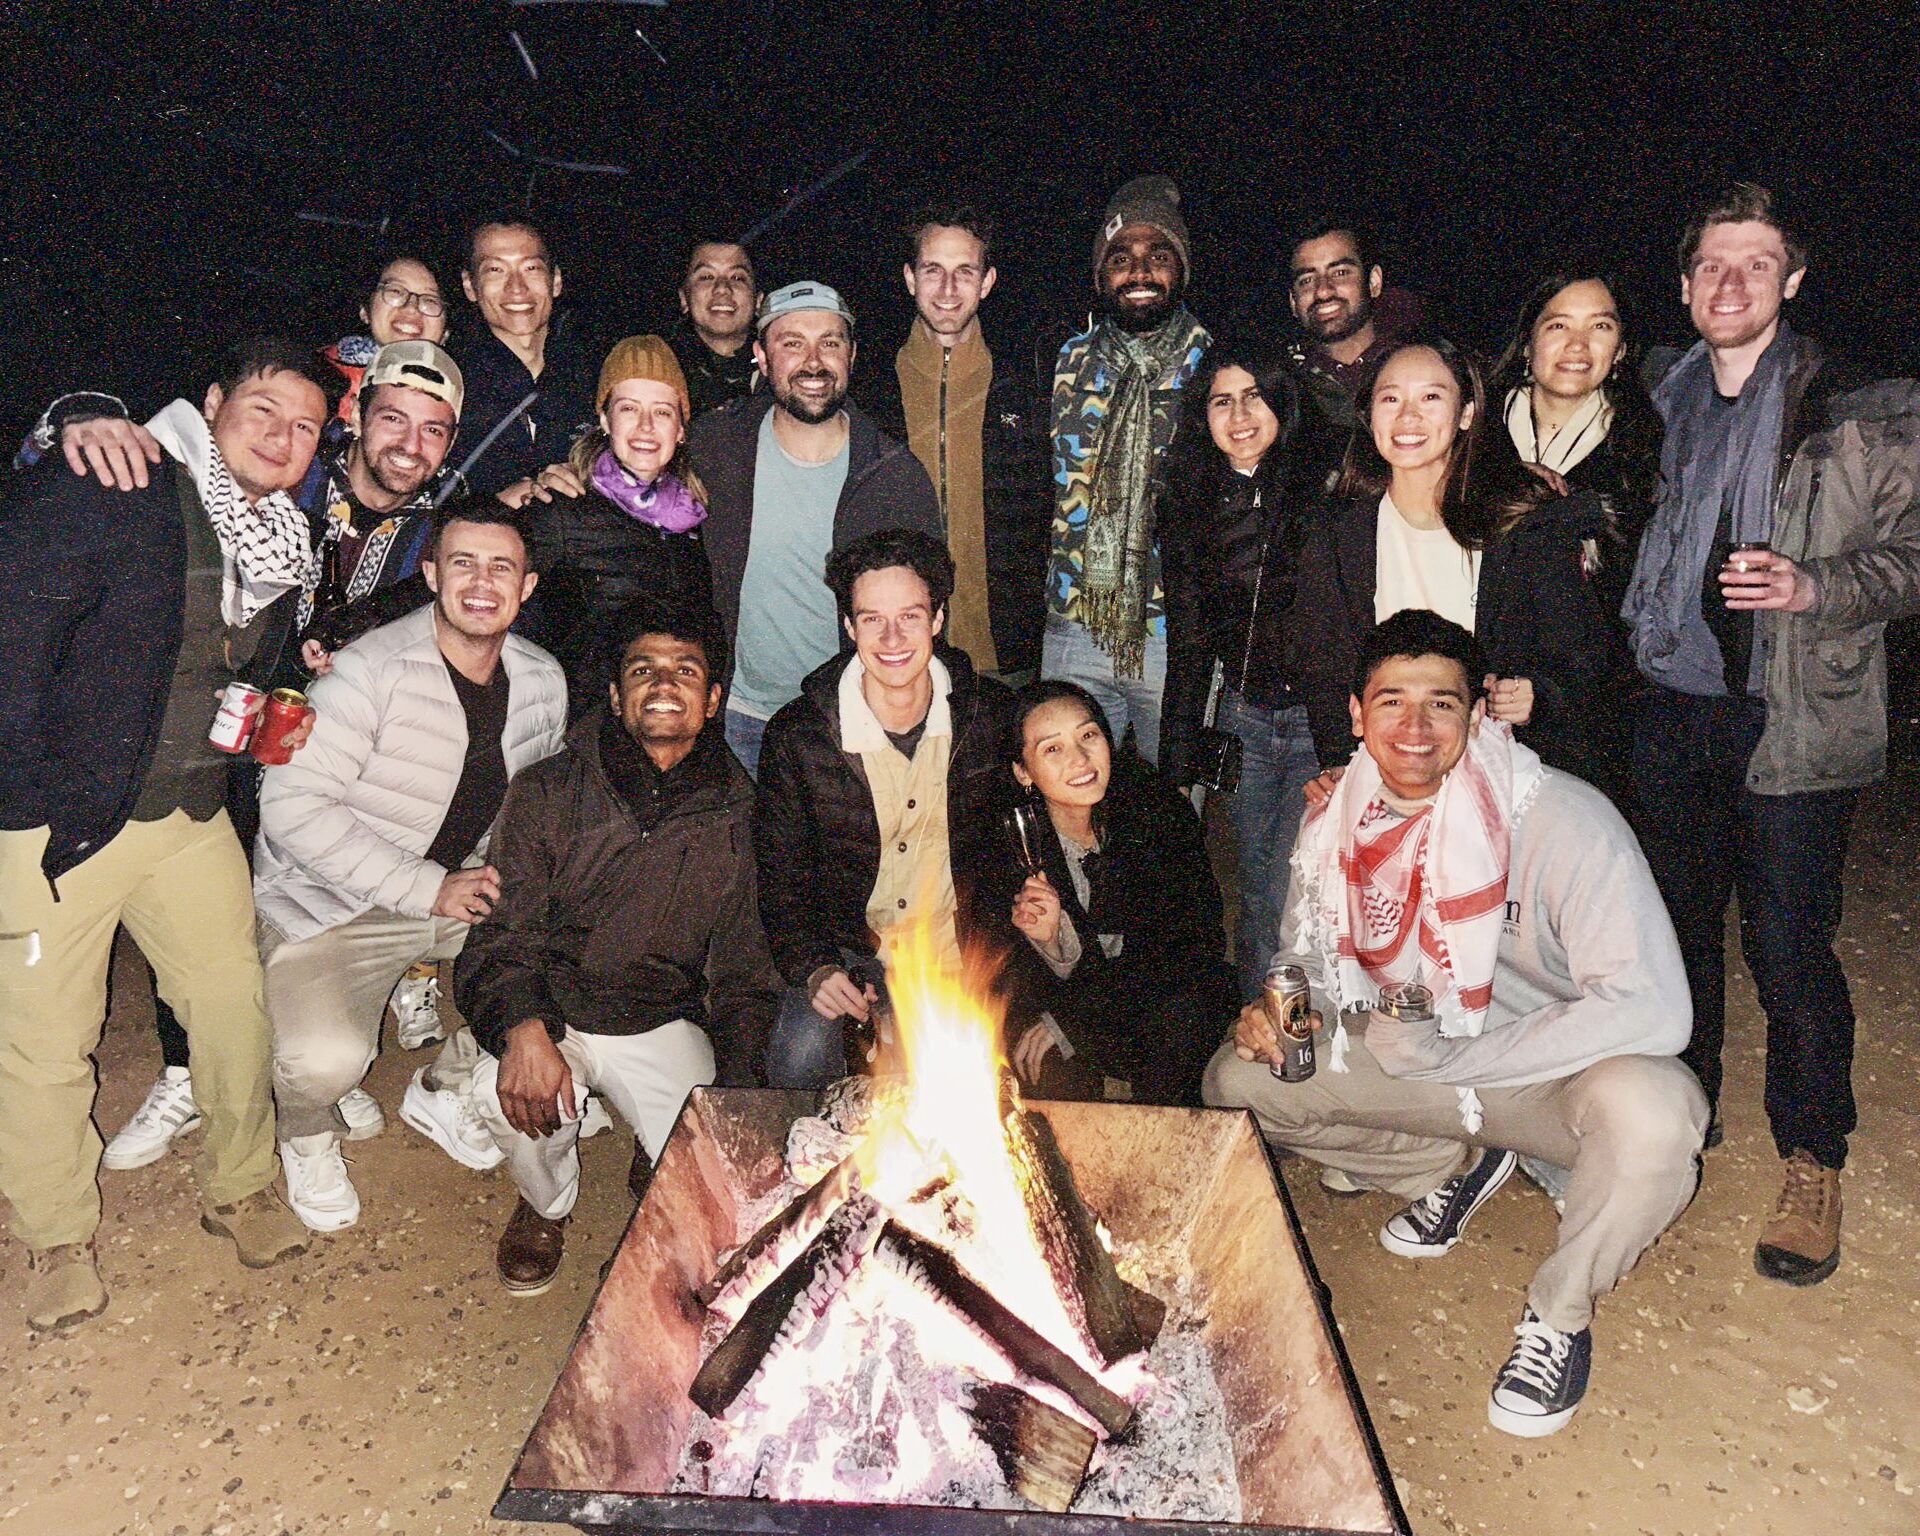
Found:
[937,348,951,529]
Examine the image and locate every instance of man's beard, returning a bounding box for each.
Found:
[360,446,433,503]
[1102,280,1182,335]
[773,372,849,425]
[1306,294,1373,346]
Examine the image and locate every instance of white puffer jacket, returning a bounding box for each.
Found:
[254,605,567,943]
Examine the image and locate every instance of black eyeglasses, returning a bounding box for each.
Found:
[373,282,446,319]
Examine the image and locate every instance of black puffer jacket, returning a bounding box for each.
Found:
[522,488,714,720]
[1291,491,1614,778]
[968,758,1235,1077]
[1160,464,1317,783]
[753,646,1015,986]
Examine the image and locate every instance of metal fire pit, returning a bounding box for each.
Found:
[496,1088,1410,1536]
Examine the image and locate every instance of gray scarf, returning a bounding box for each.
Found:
[1074,311,1205,678]
[1623,323,1795,695]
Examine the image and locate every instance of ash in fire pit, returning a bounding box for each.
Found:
[669,1092,1242,1520]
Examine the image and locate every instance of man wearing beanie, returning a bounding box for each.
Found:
[1043,175,1211,766]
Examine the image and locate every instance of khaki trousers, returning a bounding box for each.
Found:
[0,813,278,1247]
[470,1021,715,1220]
[1203,1027,1708,1332]
[260,908,471,1141]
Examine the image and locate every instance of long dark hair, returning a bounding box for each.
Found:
[1490,269,1664,524]
[1159,335,1303,519]
[1334,337,1546,550]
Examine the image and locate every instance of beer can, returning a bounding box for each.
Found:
[1264,962,1315,1083]
[1377,981,1436,1024]
[250,688,310,766]
[208,681,266,753]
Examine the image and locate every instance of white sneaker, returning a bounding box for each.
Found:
[390,969,445,1050]
[102,1067,202,1170]
[579,1094,613,1139]
[1318,1165,1372,1197]
[339,1087,385,1141]
[400,1068,504,1171]
[278,1133,361,1231]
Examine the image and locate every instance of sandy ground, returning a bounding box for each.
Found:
[2,780,1917,1536]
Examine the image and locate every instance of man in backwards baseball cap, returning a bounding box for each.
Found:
[1041,174,1211,769]
[683,277,941,776]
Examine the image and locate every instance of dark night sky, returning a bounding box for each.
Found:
[4,0,1918,440]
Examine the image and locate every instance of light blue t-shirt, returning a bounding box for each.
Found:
[729,411,849,719]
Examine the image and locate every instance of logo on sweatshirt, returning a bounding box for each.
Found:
[1503,899,1522,935]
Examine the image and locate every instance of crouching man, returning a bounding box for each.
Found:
[1204,609,1707,1437]
[458,599,777,1295]
[253,501,567,1229]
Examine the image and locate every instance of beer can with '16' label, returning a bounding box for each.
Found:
[1264,962,1315,1082]
[208,681,266,753]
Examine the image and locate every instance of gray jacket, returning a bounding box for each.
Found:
[1734,352,1920,794]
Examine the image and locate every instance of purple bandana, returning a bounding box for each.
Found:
[591,449,706,534]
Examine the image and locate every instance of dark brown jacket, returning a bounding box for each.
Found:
[455,715,777,1085]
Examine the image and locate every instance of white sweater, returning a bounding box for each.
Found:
[253,605,567,943]
[1278,770,1693,1089]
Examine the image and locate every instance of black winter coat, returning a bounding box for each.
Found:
[753,647,1015,986]
[687,394,942,657]
[521,488,715,720]
[455,718,776,1085]
[864,338,1053,675]
[447,311,598,498]
[968,759,1235,1084]
[1291,491,1613,778]
[1160,465,1316,783]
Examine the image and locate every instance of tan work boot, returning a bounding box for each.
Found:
[1755,1149,1842,1286]
[200,1188,311,1269]
[25,1242,108,1331]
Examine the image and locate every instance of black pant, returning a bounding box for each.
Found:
[1632,687,1859,1169]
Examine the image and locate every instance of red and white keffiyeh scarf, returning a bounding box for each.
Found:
[1291,719,1544,1079]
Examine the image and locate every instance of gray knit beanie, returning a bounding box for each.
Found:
[1092,174,1192,281]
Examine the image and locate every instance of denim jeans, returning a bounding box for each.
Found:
[766,948,886,1090]
[1632,686,1860,1169]
[1216,691,1322,999]
[724,707,770,780]
[1040,614,1168,766]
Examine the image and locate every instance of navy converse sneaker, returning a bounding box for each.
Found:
[1488,1306,1591,1437]
[1379,1147,1516,1258]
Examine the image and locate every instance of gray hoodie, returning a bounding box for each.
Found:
[1278,769,1692,1089]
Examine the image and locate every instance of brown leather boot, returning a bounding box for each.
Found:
[497,1198,567,1296]
[1755,1149,1841,1286]
[628,1138,655,1203]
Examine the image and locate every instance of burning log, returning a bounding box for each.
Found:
[878,1221,1134,1438]
[696,1148,862,1310]
[1003,1106,1147,1367]
[690,1195,883,1419]
[963,1382,1097,1514]
[1121,1277,1169,1349]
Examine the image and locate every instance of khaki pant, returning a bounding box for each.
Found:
[260,907,472,1141]
[0,814,278,1248]
[1203,1027,1708,1332]
[470,1021,715,1220]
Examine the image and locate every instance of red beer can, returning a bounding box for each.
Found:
[250,688,311,765]
[208,681,266,753]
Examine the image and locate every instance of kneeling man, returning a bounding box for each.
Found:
[1204,609,1707,1437]
[458,599,777,1294]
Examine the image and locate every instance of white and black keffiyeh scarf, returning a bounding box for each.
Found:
[145,399,314,626]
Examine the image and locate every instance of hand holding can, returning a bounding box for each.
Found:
[1264,963,1316,1082]
[250,688,313,765]
[208,681,267,754]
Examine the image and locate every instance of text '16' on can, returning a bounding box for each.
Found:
[1376,980,1436,1025]
[1264,962,1315,1082]
[208,681,266,753]
[250,688,310,766]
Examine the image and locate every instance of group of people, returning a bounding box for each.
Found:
[2,172,1915,1448]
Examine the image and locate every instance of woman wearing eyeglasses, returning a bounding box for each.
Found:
[321,257,450,422]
